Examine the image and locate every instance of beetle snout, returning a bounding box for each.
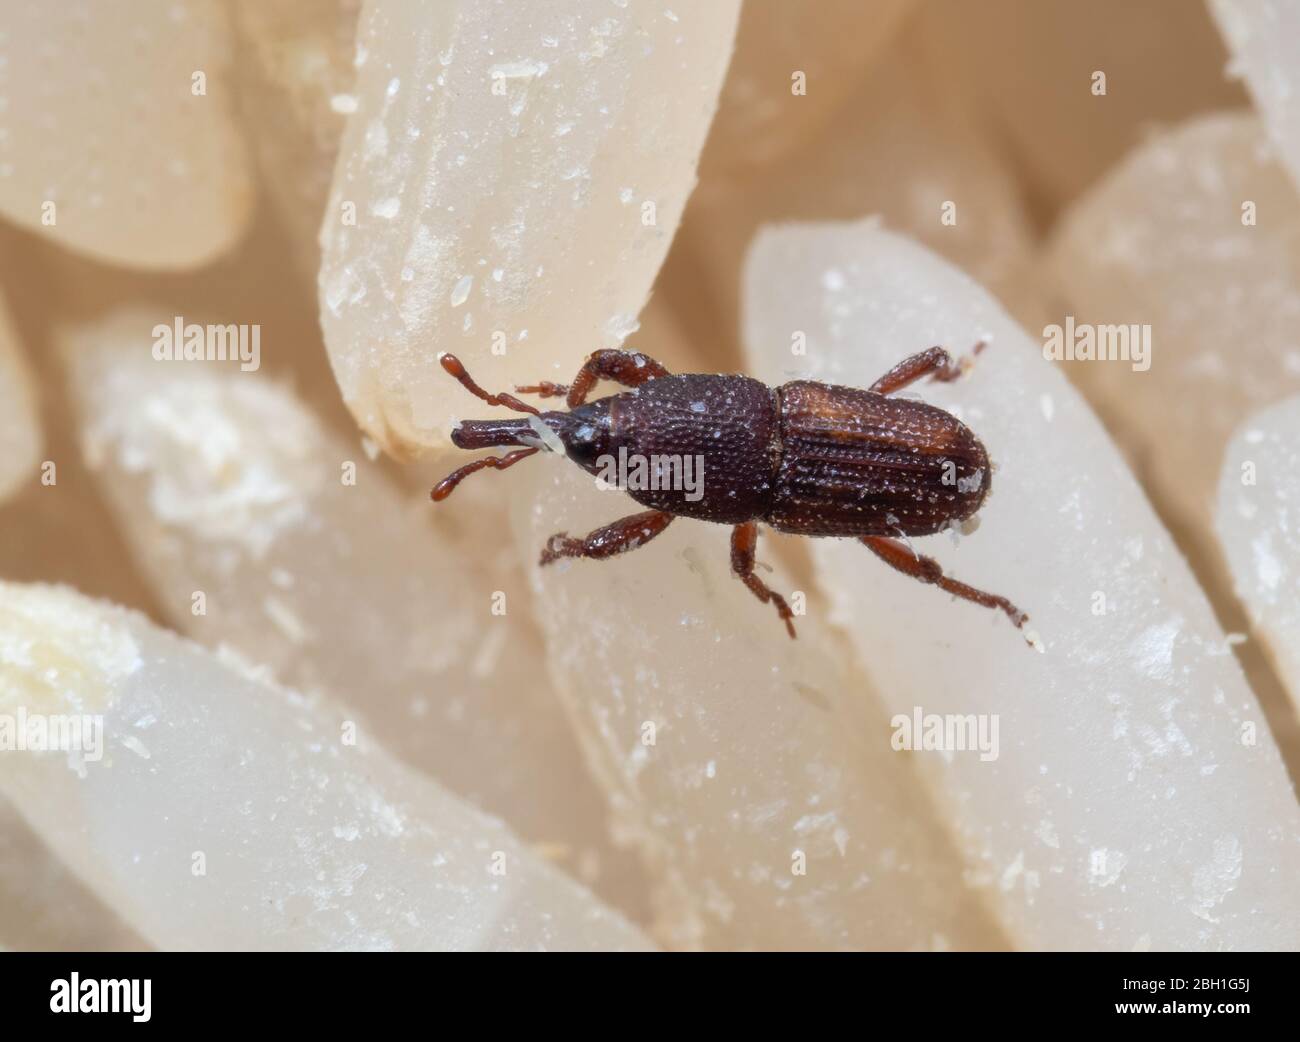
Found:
[450,417,535,450]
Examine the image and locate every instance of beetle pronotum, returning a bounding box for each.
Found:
[431,346,1030,643]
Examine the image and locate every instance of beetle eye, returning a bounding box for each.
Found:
[563,423,601,465]
[555,402,610,466]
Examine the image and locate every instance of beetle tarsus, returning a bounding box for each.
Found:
[515,380,569,399]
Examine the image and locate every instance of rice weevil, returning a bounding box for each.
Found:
[431,346,1030,644]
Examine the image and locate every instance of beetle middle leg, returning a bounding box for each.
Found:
[540,509,675,566]
[731,522,797,639]
[517,349,671,409]
[860,535,1029,638]
[869,343,985,396]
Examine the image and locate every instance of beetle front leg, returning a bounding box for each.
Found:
[860,535,1030,640]
[869,343,985,396]
[731,522,797,639]
[540,509,675,566]
[517,349,671,409]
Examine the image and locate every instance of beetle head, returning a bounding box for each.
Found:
[545,400,612,470]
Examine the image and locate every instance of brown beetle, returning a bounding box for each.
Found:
[431,346,1029,642]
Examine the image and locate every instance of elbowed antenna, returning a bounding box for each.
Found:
[439,353,541,415]
[430,446,539,502]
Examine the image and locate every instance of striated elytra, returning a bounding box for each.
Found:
[432,346,1029,643]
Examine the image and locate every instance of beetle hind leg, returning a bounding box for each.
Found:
[540,509,674,566]
[869,342,985,395]
[731,522,797,639]
[860,535,1030,641]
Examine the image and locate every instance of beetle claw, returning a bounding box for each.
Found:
[539,535,568,567]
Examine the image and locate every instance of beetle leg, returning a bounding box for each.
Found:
[517,349,671,409]
[431,447,539,502]
[731,522,797,639]
[860,535,1030,638]
[511,380,568,400]
[869,343,985,396]
[540,509,674,566]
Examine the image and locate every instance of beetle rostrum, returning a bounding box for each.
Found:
[431,346,1030,643]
